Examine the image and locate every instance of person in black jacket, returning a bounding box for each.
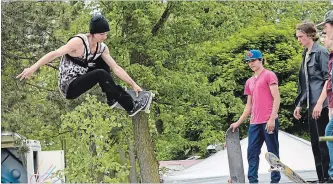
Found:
[294,22,330,182]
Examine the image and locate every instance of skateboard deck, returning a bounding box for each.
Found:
[265,152,306,183]
[226,127,245,183]
[115,89,154,113]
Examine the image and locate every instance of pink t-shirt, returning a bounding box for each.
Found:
[326,51,333,108]
[244,69,278,124]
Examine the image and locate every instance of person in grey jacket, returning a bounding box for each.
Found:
[294,22,330,183]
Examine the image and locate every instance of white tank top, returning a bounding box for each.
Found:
[58,33,106,97]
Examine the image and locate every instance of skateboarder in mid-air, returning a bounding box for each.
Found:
[230,50,281,183]
[17,13,149,117]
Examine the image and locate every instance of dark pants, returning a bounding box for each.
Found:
[308,106,330,182]
[247,119,280,183]
[66,57,134,111]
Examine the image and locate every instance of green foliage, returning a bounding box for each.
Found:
[60,95,131,182]
[2,1,332,181]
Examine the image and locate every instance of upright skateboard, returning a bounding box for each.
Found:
[226,127,245,183]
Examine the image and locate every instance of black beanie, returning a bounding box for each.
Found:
[89,15,110,34]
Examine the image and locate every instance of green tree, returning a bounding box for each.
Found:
[2,1,332,183]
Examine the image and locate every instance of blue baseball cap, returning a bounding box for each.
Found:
[245,50,263,61]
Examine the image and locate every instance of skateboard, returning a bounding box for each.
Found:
[319,136,333,142]
[265,152,306,183]
[226,127,245,183]
[115,89,154,113]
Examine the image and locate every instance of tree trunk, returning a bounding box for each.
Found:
[123,4,175,182]
[89,136,104,182]
[128,138,138,183]
[132,112,160,183]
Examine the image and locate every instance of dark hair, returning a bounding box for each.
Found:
[296,22,319,41]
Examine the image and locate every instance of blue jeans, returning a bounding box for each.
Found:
[327,116,333,179]
[247,119,281,183]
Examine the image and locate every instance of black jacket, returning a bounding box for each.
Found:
[295,42,329,108]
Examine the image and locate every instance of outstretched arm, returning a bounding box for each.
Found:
[101,46,143,95]
[16,38,82,80]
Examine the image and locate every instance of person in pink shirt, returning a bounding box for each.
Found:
[318,10,333,183]
[230,50,281,183]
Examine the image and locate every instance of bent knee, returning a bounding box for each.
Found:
[91,69,109,76]
[65,94,77,100]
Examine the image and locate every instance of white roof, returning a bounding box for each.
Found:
[164,131,317,183]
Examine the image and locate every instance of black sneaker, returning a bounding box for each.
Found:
[107,99,118,109]
[128,93,149,117]
[327,177,333,183]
